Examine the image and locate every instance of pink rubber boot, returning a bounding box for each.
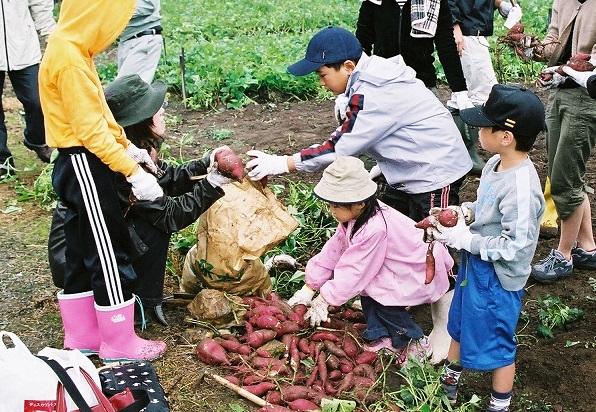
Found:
[57,290,100,355]
[95,297,166,363]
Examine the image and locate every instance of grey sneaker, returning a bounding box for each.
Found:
[440,376,458,405]
[531,249,573,284]
[486,406,510,412]
[571,246,596,270]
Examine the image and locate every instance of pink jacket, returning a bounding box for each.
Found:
[306,201,452,307]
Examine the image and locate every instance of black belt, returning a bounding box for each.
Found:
[129,26,163,39]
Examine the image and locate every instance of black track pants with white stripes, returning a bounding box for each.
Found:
[52,148,137,307]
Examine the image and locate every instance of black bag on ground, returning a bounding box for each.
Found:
[98,361,169,412]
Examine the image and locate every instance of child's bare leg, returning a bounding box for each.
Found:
[487,363,515,411]
[576,196,596,251]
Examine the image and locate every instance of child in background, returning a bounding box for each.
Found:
[429,85,545,412]
[288,156,454,366]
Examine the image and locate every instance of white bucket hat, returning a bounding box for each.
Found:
[313,156,378,204]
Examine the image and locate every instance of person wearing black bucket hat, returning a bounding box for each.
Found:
[427,84,546,411]
[288,156,454,368]
[48,74,233,330]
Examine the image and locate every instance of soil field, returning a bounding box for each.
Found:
[1,84,595,411]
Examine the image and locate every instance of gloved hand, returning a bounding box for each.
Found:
[287,284,315,306]
[206,168,233,187]
[369,164,382,180]
[498,0,513,17]
[536,66,567,90]
[334,95,349,125]
[305,294,330,327]
[446,91,475,111]
[561,66,596,88]
[245,150,289,181]
[127,168,164,201]
[126,143,158,175]
[504,5,523,29]
[428,209,475,251]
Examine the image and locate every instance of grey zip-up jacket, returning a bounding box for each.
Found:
[293,53,472,194]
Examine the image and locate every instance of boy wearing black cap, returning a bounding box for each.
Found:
[245,26,473,364]
[429,84,546,412]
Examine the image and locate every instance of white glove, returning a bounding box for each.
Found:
[536,66,567,90]
[369,164,382,180]
[498,1,513,17]
[206,168,233,187]
[127,168,164,201]
[428,209,475,251]
[245,150,289,181]
[561,66,596,88]
[126,143,158,175]
[305,294,330,327]
[287,284,315,306]
[446,91,475,110]
[504,5,523,29]
[334,95,349,125]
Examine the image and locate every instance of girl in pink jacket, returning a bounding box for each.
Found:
[288,156,454,365]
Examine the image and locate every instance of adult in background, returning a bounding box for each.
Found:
[529,0,596,284]
[0,0,56,177]
[117,0,163,83]
[354,0,485,173]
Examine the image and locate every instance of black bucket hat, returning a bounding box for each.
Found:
[104,74,167,127]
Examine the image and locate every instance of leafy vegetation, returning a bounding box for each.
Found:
[535,294,584,338]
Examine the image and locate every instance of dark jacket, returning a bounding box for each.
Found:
[448,0,496,37]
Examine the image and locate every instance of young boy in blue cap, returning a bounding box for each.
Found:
[246,25,474,364]
[428,84,546,412]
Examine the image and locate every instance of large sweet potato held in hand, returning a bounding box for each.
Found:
[214,147,245,181]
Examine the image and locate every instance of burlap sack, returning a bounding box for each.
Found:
[181,178,299,296]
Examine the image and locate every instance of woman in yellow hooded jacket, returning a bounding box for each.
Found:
[39,0,166,363]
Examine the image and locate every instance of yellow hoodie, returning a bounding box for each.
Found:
[39,0,138,177]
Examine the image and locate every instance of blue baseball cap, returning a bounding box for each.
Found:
[459,84,546,137]
[288,26,363,76]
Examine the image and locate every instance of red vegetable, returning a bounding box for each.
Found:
[247,329,277,348]
[242,382,276,396]
[355,351,378,365]
[287,399,320,411]
[195,338,229,365]
[415,208,459,230]
[214,147,245,181]
[425,241,436,284]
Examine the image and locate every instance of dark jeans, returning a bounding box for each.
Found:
[0,64,46,165]
[360,295,424,350]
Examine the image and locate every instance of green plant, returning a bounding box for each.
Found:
[270,269,305,299]
[536,294,584,338]
[370,357,481,411]
[517,393,554,411]
[13,163,57,208]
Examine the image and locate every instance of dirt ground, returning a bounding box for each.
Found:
[1,84,595,412]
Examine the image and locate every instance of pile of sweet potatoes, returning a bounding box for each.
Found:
[195,293,388,411]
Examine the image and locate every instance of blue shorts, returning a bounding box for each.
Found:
[447,251,523,370]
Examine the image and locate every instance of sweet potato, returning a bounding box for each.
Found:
[242,382,276,396]
[415,208,459,230]
[287,399,321,411]
[243,375,264,385]
[342,335,359,359]
[298,337,311,356]
[222,375,240,386]
[355,351,378,365]
[292,303,308,317]
[338,358,353,374]
[340,308,365,322]
[352,364,377,381]
[254,314,282,330]
[309,331,340,342]
[280,385,318,402]
[254,405,293,412]
[325,354,340,371]
[425,241,436,284]
[195,338,229,365]
[327,369,343,381]
[335,372,354,394]
[275,320,301,338]
[324,340,347,359]
[214,147,244,181]
[265,390,283,405]
[252,357,288,375]
[247,329,278,348]
[566,58,595,72]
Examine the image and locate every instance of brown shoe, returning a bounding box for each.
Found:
[23,140,53,163]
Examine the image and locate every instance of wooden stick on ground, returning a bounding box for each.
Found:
[206,371,269,407]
